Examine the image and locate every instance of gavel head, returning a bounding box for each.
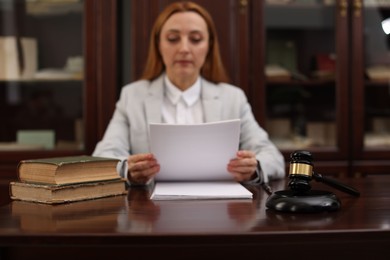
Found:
[288,150,314,193]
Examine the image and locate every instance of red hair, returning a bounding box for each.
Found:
[141,1,229,84]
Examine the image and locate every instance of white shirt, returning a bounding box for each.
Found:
[161,75,264,186]
[162,76,204,124]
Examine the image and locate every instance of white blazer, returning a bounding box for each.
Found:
[93,74,285,180]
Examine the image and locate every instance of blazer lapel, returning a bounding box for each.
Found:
[145,76,164,124]
[201,79,222,122]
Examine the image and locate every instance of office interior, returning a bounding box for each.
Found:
[1,1,390,259]
[0,0,390,182]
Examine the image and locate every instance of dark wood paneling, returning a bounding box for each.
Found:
[85,0,118,149]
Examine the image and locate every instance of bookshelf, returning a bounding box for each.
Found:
[0,0,118,180]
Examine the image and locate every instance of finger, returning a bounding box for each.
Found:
[129,164,160,184]
[138,164,160,178]
[228,157,257,169]
[230,171,254,182]
[236,150,256,159]
[128,153,154,163]
[129,158,158,172]
[127,153,159,184]
[227,161,256,181]
[229,165,255,174]
[128,153,158,172]
[228,168,256,182]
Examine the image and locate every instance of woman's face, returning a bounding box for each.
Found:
[159,11,209,87]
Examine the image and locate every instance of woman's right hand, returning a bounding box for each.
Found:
[127,153,160,185]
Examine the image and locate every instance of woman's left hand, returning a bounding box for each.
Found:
[227,150,257,182]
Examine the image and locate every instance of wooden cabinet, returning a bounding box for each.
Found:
[1,0,389,180]
[129,0,390,176]
[350,0,390,175]
[260,1,351,176]
[0,0,118,179]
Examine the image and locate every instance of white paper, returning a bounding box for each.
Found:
[150,119,240,181]
[150,182,253,200]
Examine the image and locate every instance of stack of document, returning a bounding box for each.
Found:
[149,119,253,200]
[150,182,253,200]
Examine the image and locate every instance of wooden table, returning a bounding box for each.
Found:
[1,176,390,259]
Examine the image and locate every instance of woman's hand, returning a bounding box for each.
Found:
[127,153,160,185]
[227,150,257,182]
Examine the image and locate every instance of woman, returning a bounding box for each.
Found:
[93,1,285,185]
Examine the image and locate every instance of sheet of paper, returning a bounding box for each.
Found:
[150,119,240,181]
[150,182,253,200]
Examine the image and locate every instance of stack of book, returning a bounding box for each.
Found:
[9,155,127,204]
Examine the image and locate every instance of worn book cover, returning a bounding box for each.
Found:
[9,178,128,204]
[17,155,120,185]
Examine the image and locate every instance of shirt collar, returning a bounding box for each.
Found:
[164,75,201,106]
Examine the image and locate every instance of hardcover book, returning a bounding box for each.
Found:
[17,155,120,185]
[9,178,128,204]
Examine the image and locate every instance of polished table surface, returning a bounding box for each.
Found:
[1,176,390,259]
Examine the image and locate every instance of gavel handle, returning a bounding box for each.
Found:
[313,172,360,197]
